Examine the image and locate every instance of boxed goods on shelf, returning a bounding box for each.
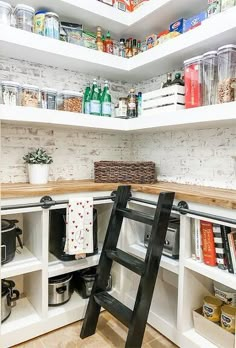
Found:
[141,85,185,116]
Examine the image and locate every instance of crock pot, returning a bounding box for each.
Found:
[1,219,23,265]
[1,279,20,323]
[48,273,73,306]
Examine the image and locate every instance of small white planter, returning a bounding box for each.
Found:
[28,164,49,185]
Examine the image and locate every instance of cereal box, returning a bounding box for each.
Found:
[183,12,207,32]
[170,18,185,34]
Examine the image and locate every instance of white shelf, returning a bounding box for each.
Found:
[183,329,218,348]
[127,242,179,274]
[48,251,101,278]
[1,246,42,279]
[2,102,236,132]
[184,258,236,290]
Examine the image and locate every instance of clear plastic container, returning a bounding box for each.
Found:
[0,1,12,25]
[57,90,83,113]
[44,12,59,39]
[217,44,236,103]
[41,88,57,110]
[1,81,21,105]
[21,84,39,107]
[184,55,203,108]
[14,4,35,32]
[202,51,218,106]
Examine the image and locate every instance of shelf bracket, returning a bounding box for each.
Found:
[40,196,55,209]
[177,201,189,214]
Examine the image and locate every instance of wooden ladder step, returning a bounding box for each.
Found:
[94,291,132,328]
[106,248,145,276]
[116,207,154,225]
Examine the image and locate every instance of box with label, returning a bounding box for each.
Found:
[170,18,185,34]
[113,0,133,12]
[183,12,207,32]
[208,0,221,17]
[193,308,235,348]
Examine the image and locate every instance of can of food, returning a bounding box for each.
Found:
[214,281,236,306]
[221,305,236,333]
[34,10,46,35]
[203,296,223,322]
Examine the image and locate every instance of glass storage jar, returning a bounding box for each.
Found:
[57,90,83,113]
[41,88,57,110]
[217,44,236,103]
[44,12,59,40]
[21,84,39,107]
[14,4,35,32]
[202,51,218,106]
[184,55,203,108]
[0,1,12,25]
[1,81,21,105]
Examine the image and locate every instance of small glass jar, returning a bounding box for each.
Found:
[41,88,57,110]
[184,55,203,108]
[217,44,236,103]
[44,12,59,40]
[57,90,83,113]
[202,51,218,106]
[14,4,35,32]
[21,84,39,107]
[113,40,120,56]
[1,81,21,106]
[0,1,12,25]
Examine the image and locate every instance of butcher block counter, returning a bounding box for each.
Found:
[1,180,236,210]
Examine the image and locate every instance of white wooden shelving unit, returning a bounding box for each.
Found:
[1,0,236,347]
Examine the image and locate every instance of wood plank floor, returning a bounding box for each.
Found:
[13,312,178,348]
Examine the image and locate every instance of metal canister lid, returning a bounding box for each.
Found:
[41,87,57,94]
[14,4,35,13]
[203,51,217,58]
[45,12,59,18]
[22,84,39,91]
[60,90,83,97]
[0,1,12,10]
[204,296,223,307]
[1,81,21,87]
[217,44,236,54]
[184,55,203,65]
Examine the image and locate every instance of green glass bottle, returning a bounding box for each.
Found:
[101,81,112,117]
[83,84,91,114]
[90,78,101,116]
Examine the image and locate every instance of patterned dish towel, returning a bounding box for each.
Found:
[64,197,94,259]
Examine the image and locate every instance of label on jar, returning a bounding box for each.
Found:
[203,302,221,322]
[221,312,235,333]
[90,100,101,115]
[105,43,113,54]
[85,101,90,114]
[102,102,112,116]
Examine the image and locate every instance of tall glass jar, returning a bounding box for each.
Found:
[1,81,21,105]
[202,51,218,106]
[41,88,57,110]
[21,84,39,107]
[44,12,59,40]
[14,4,35,32]
[217,44,236,103]
[57,90,83,113]
[0,1,12,25]
[184,55,203,109]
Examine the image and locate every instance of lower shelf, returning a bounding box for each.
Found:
[183,329,218,348]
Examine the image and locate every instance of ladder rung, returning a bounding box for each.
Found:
[106,249,144,276]
[117,207,154,225]
[94,291,132,328]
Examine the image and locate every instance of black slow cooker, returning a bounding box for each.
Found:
[1,219,23,265]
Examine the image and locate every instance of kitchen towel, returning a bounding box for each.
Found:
[64,197,94,258]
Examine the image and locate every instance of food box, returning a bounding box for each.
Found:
[81,31,97,50]
[193,308,235,348]
[183,12,207,32]
[170,18,185,34]
[60,22,83,45]
[113,0,133,12]
[208,0,221,17]
[146,34,157,49]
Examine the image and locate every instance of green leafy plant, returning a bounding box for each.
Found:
[23,148,53,165]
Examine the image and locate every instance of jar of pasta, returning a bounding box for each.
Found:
[57,90,83,113]
[21,84,39,107]
[1,81,21,106]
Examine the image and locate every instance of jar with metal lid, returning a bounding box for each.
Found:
[33,10,46,35]
[1,81,21,106]
[0,1,12,25]
[41,88,57,110]
[221,305,236,333]
[44,12,59,40]
[14,4,35,32]
[202,51,218,106]
[57,90,83,113]
[21,84,39,107]
[184,55,203,108]
[217,44,236,103]
[115,97,127,118]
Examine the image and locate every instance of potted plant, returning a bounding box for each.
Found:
[23,148,53,185]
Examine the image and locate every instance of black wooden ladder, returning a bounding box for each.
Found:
[80,185,175,348]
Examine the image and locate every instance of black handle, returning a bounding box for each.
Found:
[15,228,23,249]
[11,289,20,301]
[56,286,66,294]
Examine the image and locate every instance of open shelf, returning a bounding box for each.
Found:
[127,242,179,274]
[184,258,236,290]
[1,246,42,279]
[183,328,218,348]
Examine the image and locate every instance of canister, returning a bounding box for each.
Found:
[14,4,35,32]
[203,295,223,322]
[184,55,203,108]
[57,90,83,113]
[217,44,236,103]
[202,51,218,106]
[0,1,12,25]
[41,87,57,110]
[221,305,236,333]
[33,10,46,35]
[21,84,39,107]
[1,81,21,106]
[44,12,59,40]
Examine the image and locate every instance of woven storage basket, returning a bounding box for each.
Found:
[94,161,156,184]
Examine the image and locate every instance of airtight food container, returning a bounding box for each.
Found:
[41,88,57,110]
[14,4,35,32]
[1,81,21,106]
[21,84,39,107]
[0,1,12,25]
[57,90,83,113]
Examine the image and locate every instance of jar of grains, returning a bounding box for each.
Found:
[217,45,236,103]
[14,4,35,32]
[0,1,12,25]
[57,90,83,113]
[202,51,218,106]
[1,81,21,106]
[41,88,57,110]
[44,12,59,40]
[21,84,39,107]
[184,55,203,108]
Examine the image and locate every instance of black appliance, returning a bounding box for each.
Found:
[49,208,98,261]
[144,217,180,259]
[73,267,112,299]
[1,219,23,265]
[1,279,20,323]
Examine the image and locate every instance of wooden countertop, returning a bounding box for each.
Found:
[1,180,236,210]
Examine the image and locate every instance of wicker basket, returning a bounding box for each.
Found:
[94,161,156,184]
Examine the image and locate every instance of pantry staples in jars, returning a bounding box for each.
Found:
[1,81,21,106]
[217,45,236,103]
[21,84,39,107]
[57,90,83,113]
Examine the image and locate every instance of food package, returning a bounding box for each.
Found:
[146,34,157,49]
[132,0,149,11]
[183,12,207,32]
[81,31,97,50]
[113,0,133,12]
[60,22,83,44]
[170,18,185,34]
